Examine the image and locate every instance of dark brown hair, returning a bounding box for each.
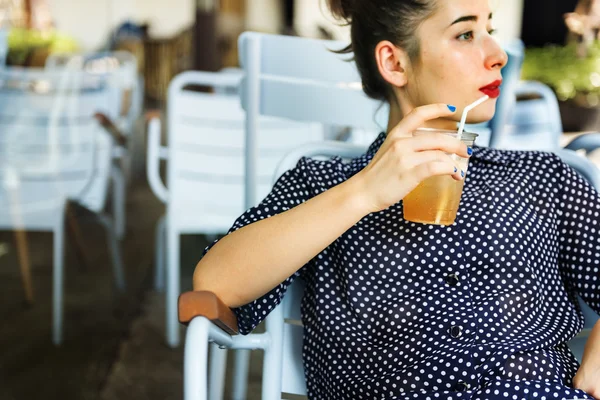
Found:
[327,0,437,102]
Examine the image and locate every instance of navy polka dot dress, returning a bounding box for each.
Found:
[204,133,600,399]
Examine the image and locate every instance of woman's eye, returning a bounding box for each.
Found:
[488,29,497,35]
[457,31,474,41]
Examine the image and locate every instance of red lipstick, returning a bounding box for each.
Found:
[479,80,502,99]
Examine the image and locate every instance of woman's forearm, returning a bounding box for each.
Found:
[193,176,370,308]
[579,319,600,368]
[573,319,600,397]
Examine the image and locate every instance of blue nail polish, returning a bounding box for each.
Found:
[461,170,465,178]
[467,147,473,156]
[454,167,458,173]
[447,105,456,112]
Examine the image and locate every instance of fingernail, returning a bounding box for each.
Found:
[454,167,458,173]
[461,170,465,178]
[467,147,473,156]
[447,105,456,112]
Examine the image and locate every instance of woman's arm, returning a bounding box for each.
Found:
[573,319,600,398]
[193,104,469,308]
[193,176,369,308]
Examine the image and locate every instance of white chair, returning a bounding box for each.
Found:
[45,50,142,137]
[46,50,143,238]
[0,64,126,345]
[146,70,325,348]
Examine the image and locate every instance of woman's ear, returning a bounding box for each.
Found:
[375,40,409,88]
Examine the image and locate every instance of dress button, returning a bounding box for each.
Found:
[444,273,459,287]
[448,325,463,338]
[454,381,470,392]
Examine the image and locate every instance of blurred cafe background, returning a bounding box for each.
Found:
[0,0,599,399]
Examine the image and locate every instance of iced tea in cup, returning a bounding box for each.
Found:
[402,128,478,226]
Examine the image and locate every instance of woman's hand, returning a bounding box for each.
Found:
[573,366,600,399]
[352,103,471,214]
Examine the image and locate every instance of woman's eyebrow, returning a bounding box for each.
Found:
[449,13,493,27]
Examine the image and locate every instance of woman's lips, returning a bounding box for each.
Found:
[479,80,502,99]
[479,87,501,98]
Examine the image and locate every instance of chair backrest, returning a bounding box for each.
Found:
[165,70,324,234]
[238,31,388,208]
[45,50,139,134]
[486,38,526,148]
[495,80,564,152]
[0,66,113,214]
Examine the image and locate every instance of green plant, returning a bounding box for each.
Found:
[6,28,78,65]
[521,42,600,104]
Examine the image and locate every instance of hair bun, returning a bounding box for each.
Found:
[327,0,353,22]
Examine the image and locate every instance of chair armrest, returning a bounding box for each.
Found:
[564,132,600,154]
[146,114,169,203]
[178,291,239,335]
[94,112,128,146]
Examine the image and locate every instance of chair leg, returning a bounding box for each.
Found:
[111,165,126,240]
[53,224,65,345]
[232,350,251,400]
[184,317,211,400]
[98,215,126,292]
[8,187,34,304]
[14,229,34,305]
[154,215,166,292]
[65,201,89,272]
[166,225,181,347]
[208,344,227,400]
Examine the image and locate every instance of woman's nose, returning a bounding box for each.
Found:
[485,38,508,70]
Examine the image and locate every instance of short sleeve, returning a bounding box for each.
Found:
[199,157,316,334]
[557,160,600,314]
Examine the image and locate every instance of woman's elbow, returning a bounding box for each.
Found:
[192,260,210,291]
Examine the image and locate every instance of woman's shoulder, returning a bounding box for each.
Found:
[471,146,563,167]
[285,154,354,192]
[291,136,379,176]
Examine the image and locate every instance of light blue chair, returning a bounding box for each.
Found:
[494,80,600,154]
[484,39,526,148]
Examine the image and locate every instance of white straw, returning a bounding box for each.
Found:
[456,95,490,140]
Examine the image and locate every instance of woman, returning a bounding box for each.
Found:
[193,0,600,398]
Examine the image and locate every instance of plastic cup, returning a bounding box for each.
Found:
[402,128,478,226]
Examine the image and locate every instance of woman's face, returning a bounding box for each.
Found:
[403,0,507,127]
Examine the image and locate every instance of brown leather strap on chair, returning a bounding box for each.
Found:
[93,112,128,146]
[178,291,239,335]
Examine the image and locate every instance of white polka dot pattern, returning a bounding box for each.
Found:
[202,133,600,399]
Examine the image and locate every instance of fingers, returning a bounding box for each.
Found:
[411,160,464,183]
[389,104,457,139]
[409,134,471,159]
[411,150,465,180]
